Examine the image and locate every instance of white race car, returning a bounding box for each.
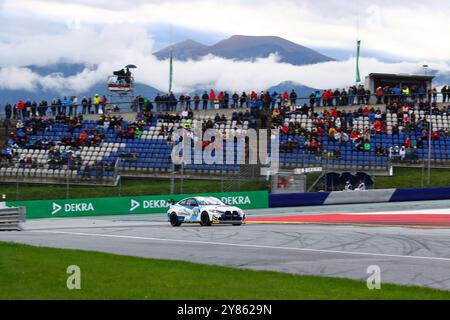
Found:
[167,197,246,227]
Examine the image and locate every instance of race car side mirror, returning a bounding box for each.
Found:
[168,199,176,205]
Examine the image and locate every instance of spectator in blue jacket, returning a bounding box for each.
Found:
[315,91,322,107]
[61,96,71,115]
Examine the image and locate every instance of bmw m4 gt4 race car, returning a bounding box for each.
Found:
[167,197,246,227]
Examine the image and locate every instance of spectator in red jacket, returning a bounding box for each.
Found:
[331,108,338,119]
[322,91,329,106]
[327,90,334,107]
[217,91,224,108]
[376,87,383,104]
[16,100,25,120]
[431,132,441,141]
[363,106,370,115]
[209,89,216,109]
[405,138,412,148]
[350,131,360,141]
[374,120,383,133]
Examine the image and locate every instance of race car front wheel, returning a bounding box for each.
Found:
[170,212,181,227]
[200,212,212,227]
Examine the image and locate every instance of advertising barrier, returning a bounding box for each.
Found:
[390,187,450,202]
[269,187,450,208]
[269,192,330,208]
[7,191,269,219]
[8,186,450,219]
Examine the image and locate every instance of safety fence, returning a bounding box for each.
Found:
[2,92,449,117]
[6,191,268,219]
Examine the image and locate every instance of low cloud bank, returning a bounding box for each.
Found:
[0,24,448,97]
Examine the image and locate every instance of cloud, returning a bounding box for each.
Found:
[0,18,449,98]
[0,67,40,91]
[137,55,450,93]
[3,0,450,61]
[0,66,106,93]
[0,23,154,67]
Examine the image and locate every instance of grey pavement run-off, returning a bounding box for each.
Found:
[2,200,450,291]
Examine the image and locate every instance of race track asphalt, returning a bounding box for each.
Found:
[2,200,450,291]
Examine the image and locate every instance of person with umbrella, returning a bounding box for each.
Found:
[124,64,137,84]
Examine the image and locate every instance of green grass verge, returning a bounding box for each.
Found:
[374,168,450,189]
[1,242,450,300]
[0,179,268,201]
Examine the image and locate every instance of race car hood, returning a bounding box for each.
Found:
[201,205,243,213]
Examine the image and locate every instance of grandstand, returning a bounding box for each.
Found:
[275,98,450,176]
[0,111,252,185]
[1,90,449,190]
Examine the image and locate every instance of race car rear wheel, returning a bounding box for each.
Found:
[200,211,212,227]
[170,212,181,227]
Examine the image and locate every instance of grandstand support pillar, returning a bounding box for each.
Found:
[66,171,70,200]
[180,163,184,194]
[15,172,19,201]
[118,176,122,197]
[427,113,432,185]
[421,156,425,187]
[170,162,175,195]
[238,171,241,191]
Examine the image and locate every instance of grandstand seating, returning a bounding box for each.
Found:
[0,114,246,184]
[123,115,245,174]
[278,109,450,170]
[1,101,449,185]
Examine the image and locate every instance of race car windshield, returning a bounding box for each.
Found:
[197,198,225,206]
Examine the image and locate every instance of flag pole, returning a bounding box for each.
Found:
[169,49,173,92]
[356,40,361,85]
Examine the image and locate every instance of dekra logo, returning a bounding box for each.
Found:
[51,202,95,215]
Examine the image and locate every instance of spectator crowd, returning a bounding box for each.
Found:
[3,84,449,121]
[1,82,449,173]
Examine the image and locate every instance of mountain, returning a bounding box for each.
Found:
[267,81,319,98]
[26,63,89,77]
[154,39,208,61]
[154,35,335,66]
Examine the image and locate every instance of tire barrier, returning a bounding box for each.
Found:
[0,206,26,231]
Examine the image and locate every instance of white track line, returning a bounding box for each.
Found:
[336,208,450,216]
[29,230,450,263]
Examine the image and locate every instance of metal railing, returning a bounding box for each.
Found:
[0,206,25,231]
[1,92,448,119]
[0,160,120,188]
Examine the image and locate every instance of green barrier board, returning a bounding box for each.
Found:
[7,191,269,219]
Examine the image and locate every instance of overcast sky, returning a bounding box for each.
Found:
[0,0,449,94]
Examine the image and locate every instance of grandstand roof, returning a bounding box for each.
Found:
[367,73,434,81]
